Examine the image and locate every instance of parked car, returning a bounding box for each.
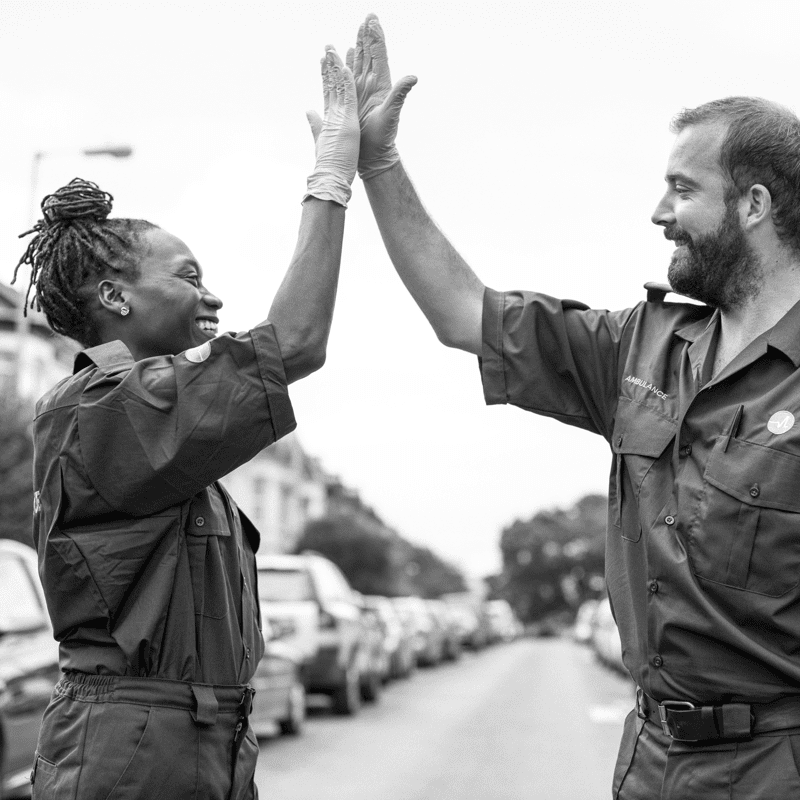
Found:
[485,599,523,643]
[572,599,601,644]
[591,597,626,674]
[248,620,306,738]
[364,595,415,680]
[0,540,60,799]
[441,592,490,650]
[256,552,364,715]
[354,595,389,702]
[392,597,443,667]
[426,600,462,661]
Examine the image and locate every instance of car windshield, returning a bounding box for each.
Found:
[258,569,314,602]
[0,553,44,633]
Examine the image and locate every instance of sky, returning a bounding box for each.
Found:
[2,0,800,577]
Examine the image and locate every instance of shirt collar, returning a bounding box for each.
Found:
[73,340,135,374]
[765,296,800,367]
[675,309,719,344]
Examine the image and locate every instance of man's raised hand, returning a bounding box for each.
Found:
[304,46,360,207]
[347,14,417,180]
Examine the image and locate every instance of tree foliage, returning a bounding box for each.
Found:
[295,514,467,598]
[0,394,35,547]
[493,493,607,623]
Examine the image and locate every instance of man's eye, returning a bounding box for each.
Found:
[185,275,200,285]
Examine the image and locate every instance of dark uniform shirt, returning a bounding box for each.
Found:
[32,324,295,685]
[481,286,800,705]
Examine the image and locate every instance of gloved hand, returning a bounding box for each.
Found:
[347,14,417,180]
[304,46,360,207]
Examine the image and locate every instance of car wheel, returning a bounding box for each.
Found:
[360,670,381,703]
[278,681,306,736]
[331,662,361,716]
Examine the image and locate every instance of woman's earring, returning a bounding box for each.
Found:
[120,306,130,316]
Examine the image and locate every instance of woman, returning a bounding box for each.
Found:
[17,48,358,800]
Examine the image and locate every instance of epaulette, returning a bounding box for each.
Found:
[644,282,673,303]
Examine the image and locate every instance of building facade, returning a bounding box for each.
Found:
[0,282,77,401]
[221,432,328,554]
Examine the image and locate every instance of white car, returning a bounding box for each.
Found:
[256,552,364,714]
[590,597,625,674]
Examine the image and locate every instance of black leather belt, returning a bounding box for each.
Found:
[637,688,800,742]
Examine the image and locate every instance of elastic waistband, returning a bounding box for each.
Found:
[58,672,254,726]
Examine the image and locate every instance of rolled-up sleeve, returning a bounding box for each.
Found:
[480,288,637,439]
[78,324,296,515]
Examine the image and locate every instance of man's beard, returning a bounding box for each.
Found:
[666,203,762,312]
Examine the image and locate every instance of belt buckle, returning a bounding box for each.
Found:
[659,700,696,739]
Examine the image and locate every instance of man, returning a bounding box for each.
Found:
[348,14,800,800]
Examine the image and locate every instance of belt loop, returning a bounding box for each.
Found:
[191,684,218,727]
[636,687,647,720]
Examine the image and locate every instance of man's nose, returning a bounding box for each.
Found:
[651,193,674,227]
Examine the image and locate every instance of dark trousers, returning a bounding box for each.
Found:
[31,673,259,800]
[614,709,800,799]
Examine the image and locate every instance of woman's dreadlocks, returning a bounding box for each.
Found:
[13,177,158,347]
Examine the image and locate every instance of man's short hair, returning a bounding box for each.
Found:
[672,97,800,254]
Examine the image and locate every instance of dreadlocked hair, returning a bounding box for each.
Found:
[12,177,159,347]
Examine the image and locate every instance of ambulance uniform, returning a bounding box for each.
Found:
[481,285,800,799]
[30,324,295,800]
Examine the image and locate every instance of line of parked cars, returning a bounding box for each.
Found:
[0,543,522,795]
[248,552,523,737]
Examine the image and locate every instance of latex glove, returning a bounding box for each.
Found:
[304,46,360,207]
[347,14,417,180]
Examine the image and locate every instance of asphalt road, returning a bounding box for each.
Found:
[254,637,635,800]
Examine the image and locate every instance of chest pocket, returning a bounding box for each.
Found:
[611,397,677,542]
[186,486,233,619]
[691,437,800,597]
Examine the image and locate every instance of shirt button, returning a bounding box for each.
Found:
[653,655,663,668]
[665,515,675,526]
[195,516,205,527]
[680,444,692,457]
[648,580,659,594]
[245,647,251,660]
[749,485,760,498]
[616,435,623,447]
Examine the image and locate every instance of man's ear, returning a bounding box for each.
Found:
[743,184,772,231]
[96,279,129,315]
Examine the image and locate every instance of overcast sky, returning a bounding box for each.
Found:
[3,0,800,577]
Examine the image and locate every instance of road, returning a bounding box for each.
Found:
[254,637,635,800]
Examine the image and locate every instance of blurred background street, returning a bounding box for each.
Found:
[254,637,633,800]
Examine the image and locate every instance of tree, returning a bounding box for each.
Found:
[493,493,606,623]
[403,543,467,598]
[0,394,36,547]
[295,514,402,595]
[295,514,467,598]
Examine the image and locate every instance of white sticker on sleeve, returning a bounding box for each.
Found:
[185,341,212,363]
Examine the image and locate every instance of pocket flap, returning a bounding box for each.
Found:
[705,437,800,512]
[612,397,677,457]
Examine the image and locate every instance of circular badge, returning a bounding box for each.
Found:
[185,341,212,363]
[768,410,795,435]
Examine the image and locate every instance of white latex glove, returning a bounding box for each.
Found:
[347,14,417,180]
[304,46,360,207]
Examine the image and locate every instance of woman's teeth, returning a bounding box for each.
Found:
[196,320,218,334]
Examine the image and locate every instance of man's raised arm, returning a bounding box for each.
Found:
[350,14,485,355]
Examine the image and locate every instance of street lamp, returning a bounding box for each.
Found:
[14,144,134,398]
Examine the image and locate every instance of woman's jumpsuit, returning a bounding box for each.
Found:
[29,324,295,799]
